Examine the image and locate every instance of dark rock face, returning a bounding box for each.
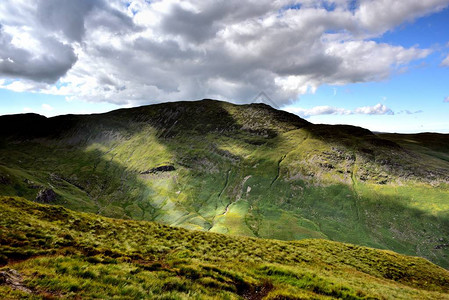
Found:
[0,174,10,185]
[141,165,175,174]
[35,188,57,203]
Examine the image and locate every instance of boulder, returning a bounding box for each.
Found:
[0,268,32,293]
[141,165,175,174]
[35,188,57,203]
[0,174,10,185]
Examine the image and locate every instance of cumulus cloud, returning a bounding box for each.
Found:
[0,0,448,106]
[37,0,97,42]
[0,25,77,83]
[354,103,394,115]
[356,0,449,36]
[286,103,394,118]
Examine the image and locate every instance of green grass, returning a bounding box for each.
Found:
[0,99,448,270]
[1,196,449,299]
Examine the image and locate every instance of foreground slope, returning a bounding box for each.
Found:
[0,99,448,268]
[1,196,449,299]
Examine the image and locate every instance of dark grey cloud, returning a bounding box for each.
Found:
[0,26,77,82]
[159,1,278,44]
[160,4,220,44]
[0,0,134,84]
[37,0,97,42]
[37,0,135,42]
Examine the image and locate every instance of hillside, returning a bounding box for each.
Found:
[0,99,448,268]
[1,196,449,299]
[378,132,449,164]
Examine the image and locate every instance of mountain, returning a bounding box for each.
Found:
[1,196,449,299]
[0,99,448,269]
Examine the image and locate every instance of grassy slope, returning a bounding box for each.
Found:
[378,132,449,165]
[1,196,449,299]
[0,100,448,268]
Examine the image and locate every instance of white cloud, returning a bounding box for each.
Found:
[397,109,423,114]
[23,107,32,112]
[286,106,351,118]
[441,54,449,67]
[286,103,394,118]
[356,0,449,36]
[354,103,394,115]
[0,0,447,106]
[41,103,53,111]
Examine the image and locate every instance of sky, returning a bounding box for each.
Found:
[0,0,449,133]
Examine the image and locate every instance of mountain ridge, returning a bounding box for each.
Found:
[0,99,448,269]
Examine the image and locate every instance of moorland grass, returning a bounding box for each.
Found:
[0,100,448,270]
[1,196,449,299]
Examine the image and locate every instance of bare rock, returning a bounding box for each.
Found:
[35,188,57,203]
[141,165,175,174]
[0,174,10,185]
[434,244,449,250]
[0,268,32,293]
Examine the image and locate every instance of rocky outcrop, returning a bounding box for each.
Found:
[140,165,175,174]
[0,269,32,293]
[35,188,57,203]
[0,174,10,185]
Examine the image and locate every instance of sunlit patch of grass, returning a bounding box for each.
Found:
[1,197,449,299]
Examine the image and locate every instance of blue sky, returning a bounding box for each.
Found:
[283,6,449,133]
[0,1,449,133]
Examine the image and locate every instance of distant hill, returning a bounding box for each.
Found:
[1,196,448,299]
[0,99,448,268]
